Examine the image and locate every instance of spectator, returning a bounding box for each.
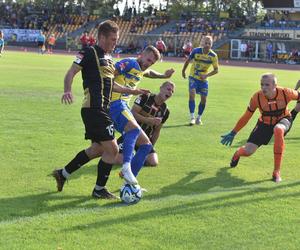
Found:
[0,30,4,57]
[266,43,273,62]
[47,33,56,53]
[183,39,193,58]
[155,37,166,61]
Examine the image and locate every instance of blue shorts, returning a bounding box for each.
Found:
[109,100,135,133]
[189,76,208,96]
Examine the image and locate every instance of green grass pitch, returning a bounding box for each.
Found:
[0,51,300,250]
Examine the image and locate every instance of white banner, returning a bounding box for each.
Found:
[294,0,300,7]
[2,29,41,42]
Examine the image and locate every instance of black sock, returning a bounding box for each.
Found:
[96,159,112,187]
[291,108,298,121]
[64,150,90,174]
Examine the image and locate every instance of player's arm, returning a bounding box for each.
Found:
[151,109,169,144]
[232,109,255,133]
[221,96,257,146]
[206,65,219,78]
[112,82,150,96]
[182,58,191,79]
[294,80,300,91]
[143,68,175,79]
[150,124,163,145]
[131,103,162,126]
[182,48,195,79]
[285,88,300,113]
[61,63,81,104]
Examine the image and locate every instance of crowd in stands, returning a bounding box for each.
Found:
[171,16,246,34]
[112,4,169,34]
[0,2,87,29]
[261,11,300,29]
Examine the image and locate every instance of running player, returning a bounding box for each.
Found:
[182,35,219,125]
[110,45,174,180]
[52,20,147,199]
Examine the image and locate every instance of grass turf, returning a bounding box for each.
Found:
[0,51,299,250]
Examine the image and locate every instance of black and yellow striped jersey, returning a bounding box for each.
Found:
[134,93,170,140]
[74,45,115,110]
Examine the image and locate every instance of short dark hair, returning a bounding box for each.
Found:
[143,45,161,61]
[98,20,119,37]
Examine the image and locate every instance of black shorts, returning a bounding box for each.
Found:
[117,135,156,154]
[37,41,44,47]
[247,118,292,147]
[81,108,115,142]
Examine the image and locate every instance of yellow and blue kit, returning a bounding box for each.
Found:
[188,47,218,96]
[110,58,144,133]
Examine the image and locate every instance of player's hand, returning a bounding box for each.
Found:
[61,91,74,104]
[148,117,162,126]
[200,74,207,80]
[182,71,186,79]
[164,68,175,78]
[132,88,150,95]
[220,131,236,146]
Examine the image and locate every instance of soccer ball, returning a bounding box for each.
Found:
[120,183,143,204]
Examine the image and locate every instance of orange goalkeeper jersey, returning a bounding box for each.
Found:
[233,87,300,133]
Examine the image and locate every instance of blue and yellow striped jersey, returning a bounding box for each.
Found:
[111,58,144,103]
[189,47,218,80]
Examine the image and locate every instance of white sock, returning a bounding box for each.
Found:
[94,185,104,191]
[122,162,131,172]
[190,113,195,119]
[197,115,201,120]
[62,168,70,179]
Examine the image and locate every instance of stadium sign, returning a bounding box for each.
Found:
[244,29,300,40]
[249,32,290,39]
[2,29,41,42]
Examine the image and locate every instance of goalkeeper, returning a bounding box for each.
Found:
[220,73,300,182]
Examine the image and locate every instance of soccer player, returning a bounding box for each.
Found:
[182,35,219,125]
[52,20,147,199]
[221,73,300,182]
[0,30,4,57]
[116,81,175,172]
[110,45,174,180]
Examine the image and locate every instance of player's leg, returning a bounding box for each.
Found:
[52,142,104,192]
[230,142,258,167]
[144,152,158,167]
[92,139,119,199]
[290,102,300,121]
[130,130,153,176]
[188,77,196,125]
[196,94,207,125]
[230,121,272,167]
[116,137,157,167]
[272,118,291,182]
[196,81,208,125]
[109,102,139,184]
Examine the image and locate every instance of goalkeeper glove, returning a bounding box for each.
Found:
[220,131,236,146]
